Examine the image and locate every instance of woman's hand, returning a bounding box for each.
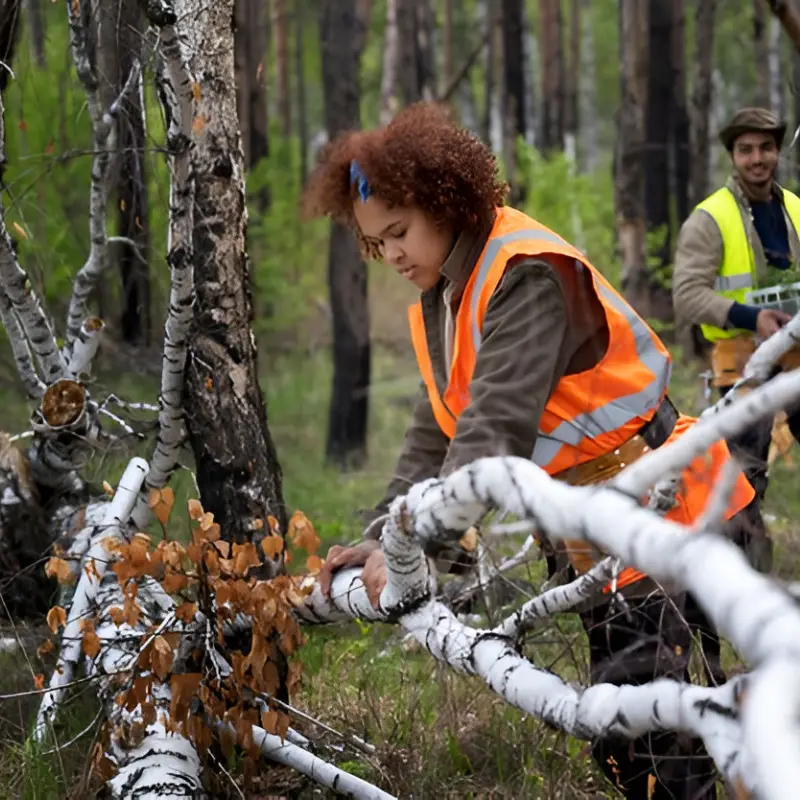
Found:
[319,539,382,597]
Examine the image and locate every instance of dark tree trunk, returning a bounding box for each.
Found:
[755,0,771,107]
[617,0,668,319]
[689,0,716,208]
[564,0,582,163]
[275,0,291,137]
[671,0,690,225]
[116,0,151,346]
[482,0,497,144]
[183,0,287,549]
[0,0,20,93]
[539,0,564,152]
[295,0,307,183]
[320,0,371,469]
[235,0,269,170]
[645,0,672,265]
[26,0,46,69]
[501,0,525,203]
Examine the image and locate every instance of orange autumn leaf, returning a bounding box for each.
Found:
[109,607,125,627]
[80,620,101,659]
[46,606,67,634]
[175,602,198,623]
[151,636,174,681]
[34,673,45,690]
[305,554,323,574]
[45,556,73,584]
[148,487,175,525]
[287,510,320,555]
[267,515,281,536]
[37,638,55,658]
[261,535,284,559]
[261,709,279,735]
[198,511,215,531]
[187,498,204,520]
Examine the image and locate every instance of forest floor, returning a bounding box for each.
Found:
[0,340,799,799]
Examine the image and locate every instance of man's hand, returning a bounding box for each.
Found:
[756,308,792,339]
[318,539,381,598]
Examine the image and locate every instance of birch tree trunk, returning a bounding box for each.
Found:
[320,0,371,469]
[177,0,288,551]
[689,0,716,208]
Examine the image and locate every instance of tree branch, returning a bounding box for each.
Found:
[64,59,142,356]
[134,1,197,515]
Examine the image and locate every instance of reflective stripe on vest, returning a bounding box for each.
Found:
[466,225,671,469]
[697,185,800,341]
[408,207,673,476]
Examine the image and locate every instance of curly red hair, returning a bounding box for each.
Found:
[301,103,508,258]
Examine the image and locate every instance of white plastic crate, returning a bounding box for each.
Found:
[745,280,800,316]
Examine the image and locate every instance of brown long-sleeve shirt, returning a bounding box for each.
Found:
[365,213,610,530]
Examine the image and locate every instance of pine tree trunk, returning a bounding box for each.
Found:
[482,0,497,144]
[755,0,771,107]
[380,0,400,123]
[178,0,287,553]
[234,0,268,169]
[564,0,580,164]
[25,0,46,69]
[295,0,308,183]
[671,0,690,225]
[579,0,597,171]
[538,0,564,153]
[275,0,291,138]
[645,0,673,265]
[116,0,151,346]
[617,0,660,317]
[501,0,525,203]
[320,0,371,469]
[689,0,716,208]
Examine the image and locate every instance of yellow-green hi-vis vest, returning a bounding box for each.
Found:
[696,185,800,342]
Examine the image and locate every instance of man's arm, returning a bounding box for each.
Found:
[439,259,569,475]
[672,209,760,332]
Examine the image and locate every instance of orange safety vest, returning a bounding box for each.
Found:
[409,207,755,590]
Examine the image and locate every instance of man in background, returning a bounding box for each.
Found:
[673,106,800,509]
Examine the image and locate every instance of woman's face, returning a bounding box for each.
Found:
[353,196,455,291]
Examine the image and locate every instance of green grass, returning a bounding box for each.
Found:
[0,342,798,798]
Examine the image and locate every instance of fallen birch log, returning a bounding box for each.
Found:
[295,368,800,798]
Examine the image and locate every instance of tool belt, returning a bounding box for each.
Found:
[551,396,679,576]
[711,336,800,388]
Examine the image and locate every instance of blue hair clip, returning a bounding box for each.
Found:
[349,159,371,203]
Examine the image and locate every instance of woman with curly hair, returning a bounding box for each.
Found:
[304,102,764,799]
